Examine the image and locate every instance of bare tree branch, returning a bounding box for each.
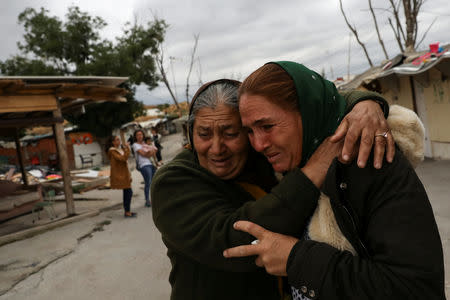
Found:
[185,33,199,105]
[339,0,373,67]
[389,0,407,45]
[169,56,178,100]
[368,0,389,60]
[415,17,437,49]
[196,57,203,86]
[149,10,180,112]
[388,17,405,52]
[156,43,180,111]
[396,0,407,41]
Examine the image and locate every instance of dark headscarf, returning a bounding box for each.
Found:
[187,79,241,150]
[186,78,277,189]
[269,61,346,167]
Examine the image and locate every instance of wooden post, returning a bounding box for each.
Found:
[52,124,62,169]
[53,101,75,216]
[14,129,29,186]
[120,129,126,145]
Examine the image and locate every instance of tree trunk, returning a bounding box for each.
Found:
[403,0,415,52]
[388,17,405,53]
[156,44,180,111]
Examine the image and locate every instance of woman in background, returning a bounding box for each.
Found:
[132,129,156,207]
[107,136,136,218]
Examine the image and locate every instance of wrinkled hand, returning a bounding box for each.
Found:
[330,100,395,169]
[301,138,344,188]
[223,221,298,276]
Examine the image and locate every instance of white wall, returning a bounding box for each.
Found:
[72,142,103,169]
[146,108,162,116]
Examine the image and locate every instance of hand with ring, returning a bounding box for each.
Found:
[330,100,395,169]
[375,131,389,139]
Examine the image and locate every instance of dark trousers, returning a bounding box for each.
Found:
[123,188,133,212]
[156,148,162,161]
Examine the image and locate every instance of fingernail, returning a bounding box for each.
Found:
[223,251,228,257]
[233,222,237,229]
[343,154,349,161]
[358,161,365,168]
[375,163,381,169]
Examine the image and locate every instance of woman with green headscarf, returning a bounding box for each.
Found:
[223,62,445,299]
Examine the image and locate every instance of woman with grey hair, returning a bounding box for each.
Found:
[151,79,393,300]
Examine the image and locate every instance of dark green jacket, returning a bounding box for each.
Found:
[152,149,318,300]
[287,149,445,299]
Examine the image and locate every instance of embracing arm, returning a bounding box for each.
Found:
[224,151,444,298]
[287,153,444,299]
[341,89,389,117]
[151,154,320,272]
[336,90,394,169]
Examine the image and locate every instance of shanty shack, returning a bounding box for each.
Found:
[0,76,128,218]
[340,44,450,160]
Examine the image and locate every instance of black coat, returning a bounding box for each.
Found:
[287,150,445,299]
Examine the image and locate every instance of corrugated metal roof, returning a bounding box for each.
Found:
[339,44,450,90]
[377,51,450,78]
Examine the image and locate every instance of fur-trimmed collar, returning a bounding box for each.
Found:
[308,105,425,255]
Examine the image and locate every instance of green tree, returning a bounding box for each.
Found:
[0,6,167,139]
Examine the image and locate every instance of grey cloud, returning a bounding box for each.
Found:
[1,0,449,105]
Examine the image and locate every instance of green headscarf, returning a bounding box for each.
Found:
[269,61,346,167]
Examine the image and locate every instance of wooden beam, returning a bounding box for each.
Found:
[0,80,21,90]
[0,95,58,113]
[1,82,24,94]
[55,90,126,101]
[0,117,64,128]
[14,129,29,186]
[60,98,93,110]
[52,103,75,216]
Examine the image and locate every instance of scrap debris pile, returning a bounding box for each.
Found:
[0,165,110,194]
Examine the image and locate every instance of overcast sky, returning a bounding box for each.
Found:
[1,0,449,105]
